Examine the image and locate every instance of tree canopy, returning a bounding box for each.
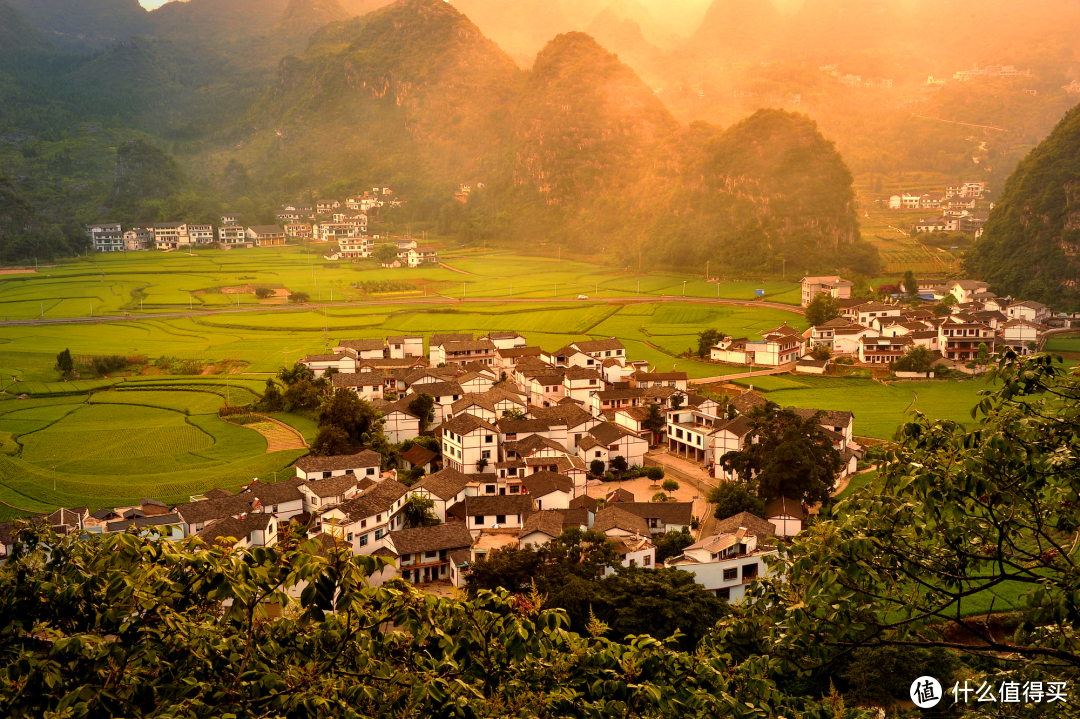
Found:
[0,521,858,719]
[804,293,840,326]
[738,353,1080,678]
[718,402,843,505]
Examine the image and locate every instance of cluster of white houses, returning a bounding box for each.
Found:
[2,330,848,602]
[885,181,990,237]
[712,276,1052,371]
[83,186,440,266]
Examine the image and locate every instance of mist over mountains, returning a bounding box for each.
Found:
[0,0,1078,290]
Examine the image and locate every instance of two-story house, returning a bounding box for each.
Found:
[382,523,474,585]
[295,449,382,482]
[316,479,410,554]
[439,413,499,473]
[666,523,778,602]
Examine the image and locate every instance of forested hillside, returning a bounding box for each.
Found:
[965,104,1080,309]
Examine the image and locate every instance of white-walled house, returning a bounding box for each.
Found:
[666,528,778,603]
[570,338,626,366]
[335,339,386,361]
[300,353,356,375]
[294,450,382,482]
[1001,319,1041,355]
[576,422,648,469]
[765,496,806,537]
[331,372,384,401]
[298,475,366,514]
[562,367,605,403]
[409,468,473,522]
[465,495,535,536]
[618,502,694,534]
[439,413,499,474]
[520,471,575,510]
[382,523,473,586]
[315,479,410,554]
[800,276,853,306]
[375,397,421,443]
[387,335,424,359]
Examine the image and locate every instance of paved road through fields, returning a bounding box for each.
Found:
[0,296,804,328]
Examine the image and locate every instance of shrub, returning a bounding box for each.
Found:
[647,465,665,480]
[254,287,274,299]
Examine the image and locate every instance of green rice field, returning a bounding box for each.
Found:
[0,245,1018,517]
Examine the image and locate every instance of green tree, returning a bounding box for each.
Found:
[697,328,721,358]
[931,302,952,317]
[977,342,989,366]
[402,495,440,528]
[940,293,958,307]
[718,403,843,505]
[742,354,1080,674]
[290,291,310,304]
[0,523,836,718]
[501,408,526,420]
[590,459,606,477]
[707,481,766,519]
[809,344,830,361]
[609,456,628,474]
[804,293,841,326]
[310,425,351,456]
[891,345,935,373]
[670,394,683,412]
[255,287,274,299]
[318,389,386,448]
[407,393,435,432]
[646,465,664,480]
[260,378,284,411]
[374,243,399,264]
[55,348,73,376]
[279,362,314,386]
[661,478,679,493]
[841,646,960,710]
[653,527,694,563]
[641,403,666,441]
[651,492,669,502]
[284,379,322,411]
[902,269,918,298]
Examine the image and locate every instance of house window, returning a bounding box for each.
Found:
[595,451,602,458]
[481,450,491,460]
[376,514,382,522]
[346,469,354,475]
[322,471,332,479]
[486,485,496,494]
[367,468,376,475]
[643,555,651,566]
[742,564,758,580]
[716,587,730,601]
[509,485,520,494]
[723,568,738,581]
[374,529,384,540]
[425,551,438,559]
[361,519,367,528]
[486,435,493,443]
[347,532,353,541]
[473,515,484,525]
[508,468,517,476]
[496,514,506,524]
[358,534,368,547]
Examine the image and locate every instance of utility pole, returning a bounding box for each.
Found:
[40,302,43,319]
[554,283,557,299]
[89,300,92,317]
[463,282,466,300]
[683,280,686,296]
[706,260,709,280]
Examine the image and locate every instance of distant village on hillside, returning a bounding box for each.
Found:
[886,180,991,238]
[83,184,442,268]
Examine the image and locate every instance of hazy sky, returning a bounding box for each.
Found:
[140,0,174,8]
